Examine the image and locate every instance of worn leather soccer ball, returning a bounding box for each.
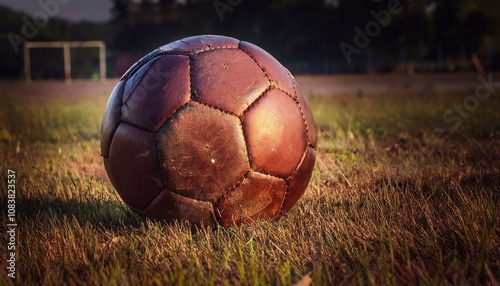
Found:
[101,35,316,226]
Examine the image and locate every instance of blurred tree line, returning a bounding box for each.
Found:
[1,0,500,79]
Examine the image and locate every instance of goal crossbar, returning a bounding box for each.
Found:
[24,41,106,83]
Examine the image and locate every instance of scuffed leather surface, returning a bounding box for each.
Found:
[282,147,316,213]
[122,55,191,132]
[101,35,316,225]
[104,123,163,210]
[239,41,295,95]
[100,81,125,158]
[216,171,286,226]
[158,35,240,55]
[243,88,307,178]
[192,49,269,116]
[157,102,249,202]
[294,80,317,148]
[143,189,216,226]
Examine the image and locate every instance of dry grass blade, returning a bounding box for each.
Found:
[0,75,499,285]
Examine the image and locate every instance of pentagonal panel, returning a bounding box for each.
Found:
[216,171,286,226]
[239,41,295,95]
[294,80,317,148]
[101,80,125,158]
[243,89,307,177]
[158,35,240,55]
[121,55,191,132]
[143,189,215,226]
[104,123,163,211]
[191,49,269,116]
[157,102,249,202]
[282,146,316,213]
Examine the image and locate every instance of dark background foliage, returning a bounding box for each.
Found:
[1,0,500,79]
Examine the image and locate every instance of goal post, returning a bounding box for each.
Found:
[24,41,106,83]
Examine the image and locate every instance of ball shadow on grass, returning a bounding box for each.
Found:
[15,196,144,229]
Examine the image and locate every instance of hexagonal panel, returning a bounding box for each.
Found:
[101,80,125,158]
[239,41,295,95]
[104,123,164,211]
[143,188,215,226]
[121,55,191,132]
[158,35,240,55]
[191,49,269,116]
[157,102,250,202]
[294,80,317,148]
[282,146,316,213]
[243,89,307,177]
[216,171,286,226]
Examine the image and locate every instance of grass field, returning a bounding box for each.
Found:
[1,74,499,285]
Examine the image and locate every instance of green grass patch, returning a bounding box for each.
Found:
[0,81,499,285]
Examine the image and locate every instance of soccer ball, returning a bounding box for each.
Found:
[101,35,316,226]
